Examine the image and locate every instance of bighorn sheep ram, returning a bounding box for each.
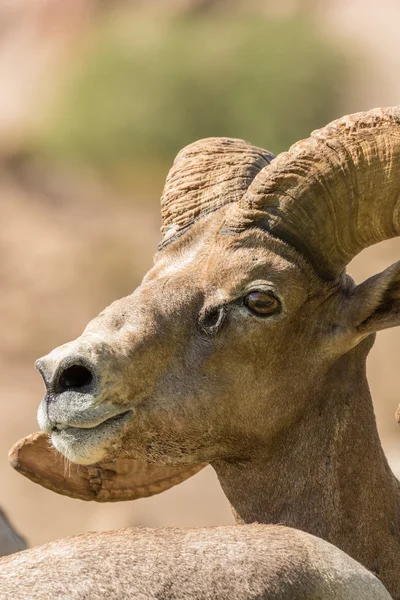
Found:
[1,106,400,598]
[0,509,26,557]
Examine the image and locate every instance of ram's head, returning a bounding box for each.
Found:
[12,108,400,499]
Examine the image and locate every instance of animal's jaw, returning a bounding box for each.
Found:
[46,408,134,465]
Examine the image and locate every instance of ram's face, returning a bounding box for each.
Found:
[36,206,344,466]
[33,110,400,468]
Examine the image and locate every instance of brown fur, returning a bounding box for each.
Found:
[0,526,391,599]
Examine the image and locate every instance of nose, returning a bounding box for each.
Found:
[57,364,93,393]
[35,356,96,395]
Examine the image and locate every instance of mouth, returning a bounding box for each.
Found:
[51,409,133,433]
[50,409,133,464]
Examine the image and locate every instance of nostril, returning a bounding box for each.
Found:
[58,365,93,393]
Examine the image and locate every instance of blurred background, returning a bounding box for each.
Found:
[1,0,400,548]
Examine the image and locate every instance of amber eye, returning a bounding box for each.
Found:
[243,291,280,316]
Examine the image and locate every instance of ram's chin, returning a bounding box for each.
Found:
[51,430,108,465]
[49,410,133,465]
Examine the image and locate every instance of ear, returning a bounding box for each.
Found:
[349,261,400,336]
[9,433,206,502]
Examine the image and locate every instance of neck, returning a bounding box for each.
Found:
[212,339,400,594]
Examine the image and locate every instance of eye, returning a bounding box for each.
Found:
[243,291,280,316]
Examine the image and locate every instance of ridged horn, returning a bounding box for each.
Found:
[9,432,206,502]
[159,137,274,248]
[238,107,400,279]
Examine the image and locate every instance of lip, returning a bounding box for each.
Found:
[51,409,133,437]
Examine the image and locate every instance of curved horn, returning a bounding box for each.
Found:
[159,137,274,248]
[9,432,206,502]
[238,107,400,279]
